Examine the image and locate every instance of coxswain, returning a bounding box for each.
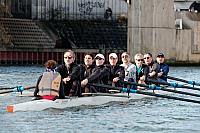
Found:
[34,60,65,100]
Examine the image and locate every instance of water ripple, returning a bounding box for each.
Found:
[1,66,200,133]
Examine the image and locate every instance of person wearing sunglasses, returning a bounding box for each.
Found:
[143,53,158,83]
[155,53,169,83]
[56,50,81,96]
[105,53,125,87]
[120,52,137,83]
[79,53,95,93]
[81,53,110,92]
[134,53,148,85]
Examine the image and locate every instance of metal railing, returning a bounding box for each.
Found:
[3,0,128,21]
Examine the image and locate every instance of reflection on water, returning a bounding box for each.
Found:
[1,66,200,133]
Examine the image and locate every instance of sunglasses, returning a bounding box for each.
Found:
[64,56,73,59]
[136,59,144,62]
[110,57,117,60]
[144,57,150,60]
[96,57,103,60]
[157,56,164,58]
[122,55,129,58]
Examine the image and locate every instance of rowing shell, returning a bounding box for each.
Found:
[7,90,165,113]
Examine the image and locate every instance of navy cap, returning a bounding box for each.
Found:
[157,52,165,57]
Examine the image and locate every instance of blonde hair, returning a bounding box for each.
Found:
[121,52,130,56]
[134,53,144,60]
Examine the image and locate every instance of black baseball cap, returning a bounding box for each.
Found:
[157,52,165,57]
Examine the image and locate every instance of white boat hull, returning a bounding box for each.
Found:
[7,90,166,113]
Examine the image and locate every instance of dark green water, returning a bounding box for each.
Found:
[1,66,200,133]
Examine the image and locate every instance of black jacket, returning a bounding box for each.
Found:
[105,64,125,86]
[56,63,80,81]
[87,65,110,85]
[56,63,80,96]
[79,64,95,81]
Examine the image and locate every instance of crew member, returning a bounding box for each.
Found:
[56,50,81,96]
[34,60,65,100]
[120,52,136,83]
[155,52,169,83]
[134,53,148,84]
[79,53,95,93]
[143,53,158,83]
[106,53,124,87]
[81,53,110,92]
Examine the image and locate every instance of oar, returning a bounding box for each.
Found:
[0,86,35,94]
[121,81,200,98]
[147,79,200,91]
[0,86,18,90]
[89,83,200,104]
[166,75,200,87]
[82,93,130,98]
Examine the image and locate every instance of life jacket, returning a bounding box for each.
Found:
[38,71,61,97]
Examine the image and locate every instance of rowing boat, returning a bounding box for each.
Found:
[7,90,165,113]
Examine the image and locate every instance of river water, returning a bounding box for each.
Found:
[0,66,200,133]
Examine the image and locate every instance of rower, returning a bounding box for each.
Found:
[34,60,65,100]
[79,53,95,93]
[155,52,169,83]
[134,53,148,85]
[120,52,136,82]
[120,52,137,89]
[106,53,125,87]
[81,53,110,93]
[56,50,81,96]
[143,53,158,84]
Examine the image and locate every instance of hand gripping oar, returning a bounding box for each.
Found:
[0,86,35,94]
[89,83,200,104]
[165,75,200,87]
[147,79,200,91]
